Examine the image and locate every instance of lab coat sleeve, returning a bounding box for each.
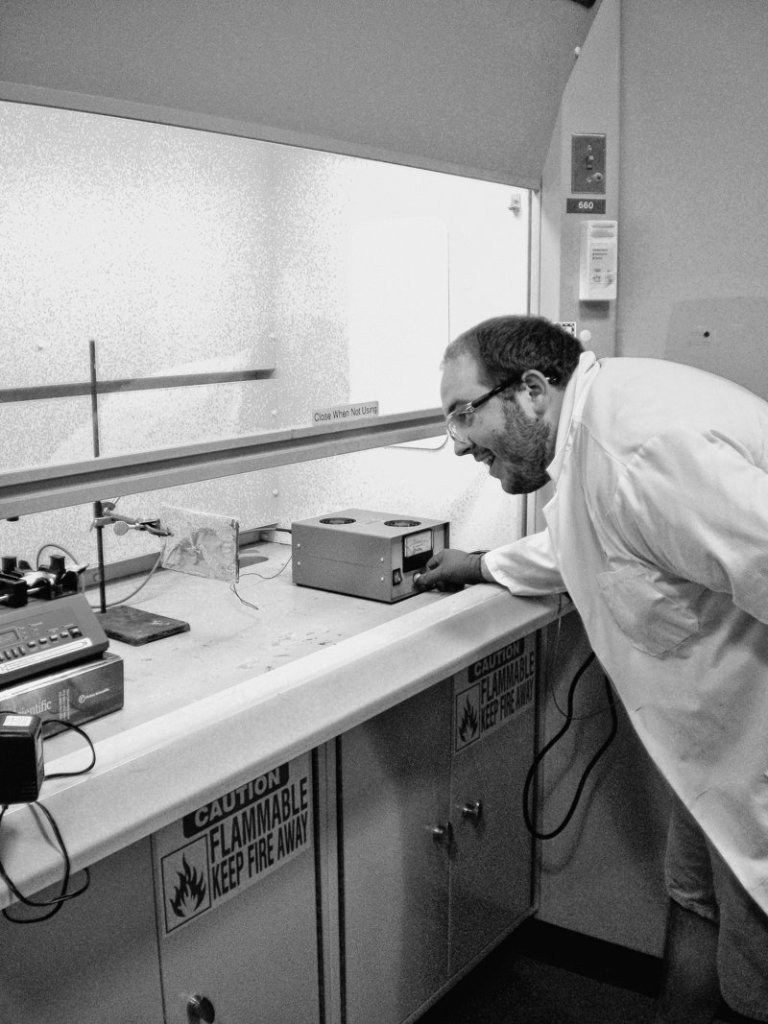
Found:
[483,528,567,596]
[614,426,768,624]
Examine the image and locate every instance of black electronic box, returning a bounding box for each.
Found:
[0,712,45,804]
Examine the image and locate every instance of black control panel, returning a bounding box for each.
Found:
[0,595,109,687]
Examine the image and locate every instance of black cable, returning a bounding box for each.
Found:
[0,803,90,923]
[523,652,619,840]
[0,718,96,923]
[43,719,96,778]
[545,612,618,723]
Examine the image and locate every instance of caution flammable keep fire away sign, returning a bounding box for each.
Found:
[153,752,312,935]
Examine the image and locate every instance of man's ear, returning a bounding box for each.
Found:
[520,369,552,404]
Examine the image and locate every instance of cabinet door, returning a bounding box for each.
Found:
[341,681,452,1024]
[448,632,537,973]
[153,752,320,1024]
[0,838,163,1024]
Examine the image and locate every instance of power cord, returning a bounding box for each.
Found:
[35,543,81,567]
[42,719,97,777]
[34,538,164,612]
[522,651,618,840]
[0,719,96,924]
[97,550,164,609]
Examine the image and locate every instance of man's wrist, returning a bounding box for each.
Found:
[470,551,491,583]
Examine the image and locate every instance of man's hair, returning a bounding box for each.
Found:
[443,315,583,388]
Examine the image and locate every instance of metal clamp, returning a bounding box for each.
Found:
[92,501,172,537]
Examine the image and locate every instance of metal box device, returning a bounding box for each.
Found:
[292,509,450,603]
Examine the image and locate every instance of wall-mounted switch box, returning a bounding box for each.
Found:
[571,134,606,194]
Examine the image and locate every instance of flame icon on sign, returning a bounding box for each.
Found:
[458,697,479,743]
[169,855,207,918]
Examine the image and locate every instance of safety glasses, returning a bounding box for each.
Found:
[445,381,517,441]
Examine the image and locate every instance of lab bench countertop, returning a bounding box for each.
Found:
[0,542,562,908]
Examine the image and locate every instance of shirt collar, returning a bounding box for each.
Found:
[546,350,600,483]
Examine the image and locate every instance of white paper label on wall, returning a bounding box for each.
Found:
[154,753,312,935]
[312,401,379,425]
[453,634,536,753]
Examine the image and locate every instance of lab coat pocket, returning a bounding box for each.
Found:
[596,565,701,657]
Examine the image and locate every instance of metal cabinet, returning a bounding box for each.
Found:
[152,751,321,1024]
[0,837,164,1024]
[0,758,321,1024]
[0,632,538,1024]
[340,632,538,1024]
[340,680,452,1024]
[448,636,538,975]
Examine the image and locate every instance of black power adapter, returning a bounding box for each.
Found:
[0,713,45,804]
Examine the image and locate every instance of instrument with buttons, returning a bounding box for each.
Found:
[0,595,109,687]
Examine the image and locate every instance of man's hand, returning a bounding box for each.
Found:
[413,549,486,592]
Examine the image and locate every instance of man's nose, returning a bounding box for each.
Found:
[452,435,473,456]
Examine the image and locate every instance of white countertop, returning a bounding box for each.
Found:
[0,542,562,907]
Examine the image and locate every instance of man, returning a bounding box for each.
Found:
[414,315,768,1023]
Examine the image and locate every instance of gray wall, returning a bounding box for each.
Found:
[536,0,768,957]
[618,0,768,396]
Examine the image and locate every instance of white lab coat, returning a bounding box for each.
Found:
[485,351,768,914]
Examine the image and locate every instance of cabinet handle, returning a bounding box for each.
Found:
[461,800,483,823]
[187,994,216,1023]
[431,822,452,844]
